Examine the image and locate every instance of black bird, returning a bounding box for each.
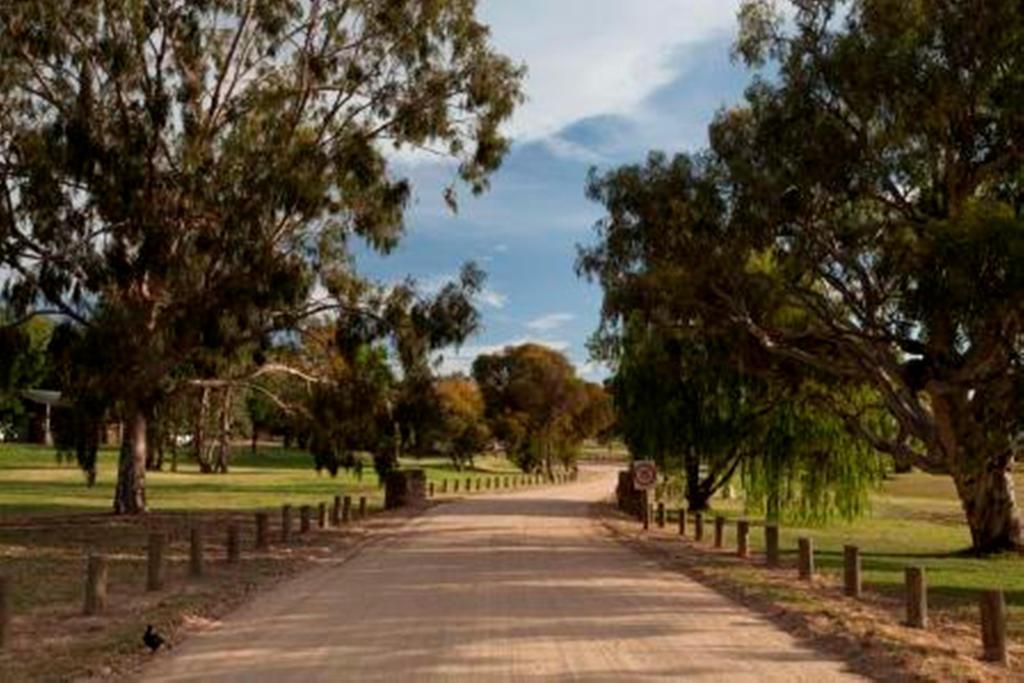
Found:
[143,624,169,652]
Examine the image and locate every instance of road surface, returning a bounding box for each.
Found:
[143,467,864,682]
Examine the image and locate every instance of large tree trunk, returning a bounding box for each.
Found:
[215,388,231,473]
[932,389,1023,554]
[951,454,1023,554]
[113,408,148,514]
[684,451,710,511]
[194,386,213,473]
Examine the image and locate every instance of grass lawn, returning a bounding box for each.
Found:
[0,443,523,517]
[665,470,1024,638]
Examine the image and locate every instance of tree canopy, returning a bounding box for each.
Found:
[472,343,612,474]
[0,0,524,512]
[579,0,1024,553]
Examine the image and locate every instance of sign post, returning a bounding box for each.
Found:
[632,461,657,530]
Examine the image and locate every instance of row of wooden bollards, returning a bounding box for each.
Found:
[0,495,373,649]
[644,504,1010,666]
[426,471,577,498]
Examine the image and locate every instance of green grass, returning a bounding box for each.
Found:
[678,470,1024,636]
[0,443,523,517]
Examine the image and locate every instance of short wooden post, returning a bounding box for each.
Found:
[905,566,926,628]
[358,496,367,519]
[227,523,241,564]
[475,478,482,491]
[83,554,108,615]
[331,496,341,526]
[0,576,7,648]
[281,505,293,543]
[429,482,435,498]
[465,477,472,492]
[843,545,861,598]
[737,520,750,558]
[694,512,704,541]
[980,590,1007,665]
[765,524,780,567]
[714,516,725,548]
[453,479,459,493]
[441,479,448,494]
[656,502,666,528]
[678,508,687,537]
[798,537,814,580]
[147,532,166,591]
[318,502,327,528]
[342,496,352,523]
[255,512,269,549]
[189,525,204,578]
[299,505,311,533]
[642,501,650,531]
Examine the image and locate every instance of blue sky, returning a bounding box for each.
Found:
[360,1,753,380]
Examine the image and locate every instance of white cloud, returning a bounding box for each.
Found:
[477,288,508,309]
[479,0,742,140]
[577,359,609,381]
[414,272,506,309]
[434,337,571,375]
[525,312,575,332]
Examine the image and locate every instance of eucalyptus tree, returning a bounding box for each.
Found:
[0,1,523,512]
[713,0,1024,552]
[582,0,1024,552]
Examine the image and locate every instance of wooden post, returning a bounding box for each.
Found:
[465,477,472,492]
[227,523,241,564]
[83,554,108,615]
[331,496,341,526]
[475,478,482,491]
[737,520,750,558]
[428,482,435,498]
[765,528,778,569]
[255,512,269,549]
[281,505,293,543]
[358,496,367,519]
[980,590,1007,665]
[843,545,861,598]
[318,502,327,528]
[0,576,7,648]
[694,512,704,541]
[453,479,460,493]
[678,508,687,537]
[189,525,204,578]
[147,532,166,591]
[798,537,814,580]
[656,502,666,528]
[342,496,352,523]
[905,566,926,628]
[299,505,311,533]
[441,479,448,494]
[714,516,725,548]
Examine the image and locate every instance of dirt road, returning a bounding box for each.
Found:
[142,467,864,681]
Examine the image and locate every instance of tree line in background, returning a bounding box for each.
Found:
[579,0,1024,554]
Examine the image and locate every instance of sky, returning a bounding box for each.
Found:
[359,0,754,381]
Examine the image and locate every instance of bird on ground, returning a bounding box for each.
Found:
[143,624,170,652]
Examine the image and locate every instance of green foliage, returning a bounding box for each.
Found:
[0,0,523,510]
[0,314,52,437]
[581,0,1024,552]
[741,398,888,525]
[472,343,611,473]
